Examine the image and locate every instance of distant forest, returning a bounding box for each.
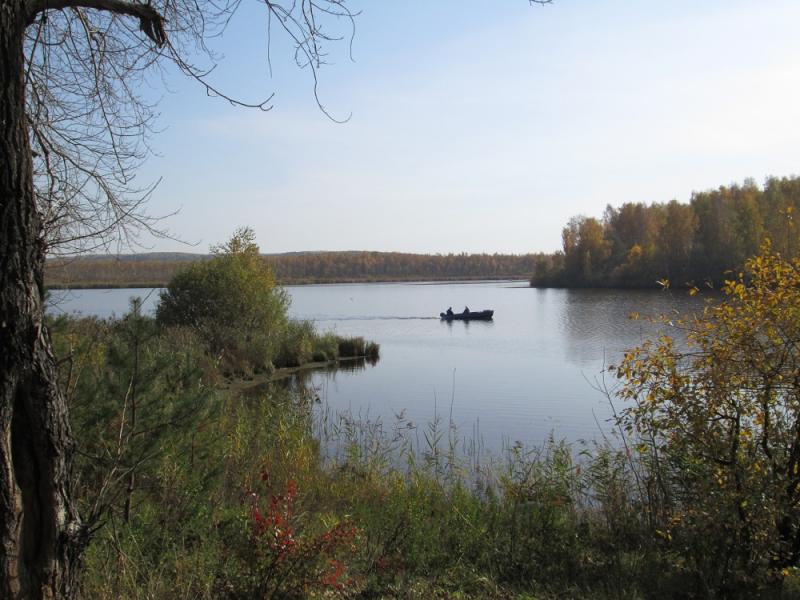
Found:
[47,176,800,290]
[531,176,800,289]
[45,251,539,288]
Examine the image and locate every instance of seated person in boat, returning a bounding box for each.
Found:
[463,306,470,314]
[446,307,454,316]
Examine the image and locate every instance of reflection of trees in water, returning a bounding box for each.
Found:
[238,355,380,401]
[285,356,379,390]
[560,289,703,365]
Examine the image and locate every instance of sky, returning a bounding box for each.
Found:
[134,0,800,255]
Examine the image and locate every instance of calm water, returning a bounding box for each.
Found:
[48,283,702,450]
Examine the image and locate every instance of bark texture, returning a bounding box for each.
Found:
[0,2,83,597]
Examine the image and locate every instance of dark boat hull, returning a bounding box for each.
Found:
[440,310,494,321]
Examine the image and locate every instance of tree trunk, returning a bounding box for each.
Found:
[0,4,83,598]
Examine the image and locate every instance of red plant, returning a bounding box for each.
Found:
[319,558,354,590]
[250,478,298,559]
[245,475,360,595]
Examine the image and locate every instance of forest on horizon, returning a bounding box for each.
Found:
[45,250,540,287]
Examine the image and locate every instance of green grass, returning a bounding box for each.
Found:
[337,336,380,361]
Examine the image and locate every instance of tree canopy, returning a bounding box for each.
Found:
[532,176,800,288]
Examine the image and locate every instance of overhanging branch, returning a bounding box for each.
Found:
[27,0,166,46]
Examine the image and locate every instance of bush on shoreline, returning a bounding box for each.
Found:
[156,229,380,375]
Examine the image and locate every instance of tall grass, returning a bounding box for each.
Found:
[274,324,380,369]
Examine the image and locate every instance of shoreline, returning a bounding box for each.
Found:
[222,355,373,393]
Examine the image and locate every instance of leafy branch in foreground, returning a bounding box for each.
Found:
[616,240,800,595]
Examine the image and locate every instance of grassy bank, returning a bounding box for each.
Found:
[53,308,639,598]
[50,308,800,599]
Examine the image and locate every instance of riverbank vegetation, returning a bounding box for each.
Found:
[151,229,379,376]
[51,233,800,598]
[531,175,800,289]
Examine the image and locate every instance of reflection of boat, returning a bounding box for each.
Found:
[440,309,494,321]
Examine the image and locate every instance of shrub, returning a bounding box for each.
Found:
[232,476,360,598]
[616,241,800,596]
[312,331,340,362]
[274,320,316,368]
[156,228,289,373]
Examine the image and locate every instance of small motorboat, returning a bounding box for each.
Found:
[440,309,494,321]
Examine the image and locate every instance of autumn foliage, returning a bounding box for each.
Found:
[533,176,800,288]
[241,474,359,597]
[616,241,800,594]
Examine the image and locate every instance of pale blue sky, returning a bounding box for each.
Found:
[137,0,800,254]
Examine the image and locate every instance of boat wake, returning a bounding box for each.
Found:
[308,316,440,321]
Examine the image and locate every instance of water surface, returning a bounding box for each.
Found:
[50,282,703,450]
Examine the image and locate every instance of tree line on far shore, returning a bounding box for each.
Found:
[531,175,800,289]
[46,250,540,288]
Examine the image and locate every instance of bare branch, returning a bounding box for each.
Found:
[28,0,167,46]
[22,1,361,255]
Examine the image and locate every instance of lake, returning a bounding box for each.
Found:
[48,283,702,451]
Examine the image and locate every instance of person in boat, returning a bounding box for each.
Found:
[463,306,470,314]
[446,307,454,316]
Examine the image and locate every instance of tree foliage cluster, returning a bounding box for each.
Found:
[532,176,800,288]
[156,228,289,373]
[46,254,214,289]
[267,251,540,283]
[615,243,800,594]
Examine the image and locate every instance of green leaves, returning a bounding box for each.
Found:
[157,229,290,373]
